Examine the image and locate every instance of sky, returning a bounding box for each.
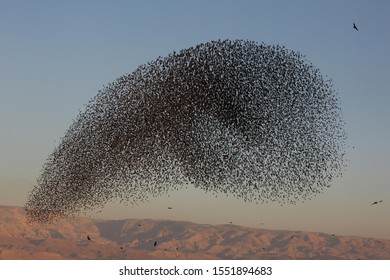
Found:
[1,0,389,239]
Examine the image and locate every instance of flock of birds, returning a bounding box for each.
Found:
[25,39,348,224]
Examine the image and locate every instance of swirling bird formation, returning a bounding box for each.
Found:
[25,39,347,223]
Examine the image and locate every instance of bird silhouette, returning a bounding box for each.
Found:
[87,235,91,241]
[167,207,172,209]
[353,23,358,31]
[371,200,383,205]
[154,241,157,247]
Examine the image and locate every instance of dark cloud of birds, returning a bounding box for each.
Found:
[25,39,347,223]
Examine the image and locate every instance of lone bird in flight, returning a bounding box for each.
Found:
[371,200,383,205]
[353,23,358,31]
[154,241,157,247]
[167,207,172,209]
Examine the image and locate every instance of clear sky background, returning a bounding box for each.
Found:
[1,0,389,239]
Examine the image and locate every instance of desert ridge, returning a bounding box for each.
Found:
[0,205,389,260]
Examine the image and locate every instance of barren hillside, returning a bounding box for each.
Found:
[0,205,389,259]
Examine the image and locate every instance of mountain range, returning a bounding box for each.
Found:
[0,205,389,260]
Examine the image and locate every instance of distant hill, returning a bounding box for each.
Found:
[0,205,389,259]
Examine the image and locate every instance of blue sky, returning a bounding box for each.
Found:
[1,0,389,239]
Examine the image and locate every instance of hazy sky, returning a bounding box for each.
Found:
[1,0,389,239]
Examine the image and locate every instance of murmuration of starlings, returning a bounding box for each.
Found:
[25,39,347,223]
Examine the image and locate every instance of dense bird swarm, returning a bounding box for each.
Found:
[25,39,347,223]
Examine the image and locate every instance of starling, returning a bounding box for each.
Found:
[371,200,383,205]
